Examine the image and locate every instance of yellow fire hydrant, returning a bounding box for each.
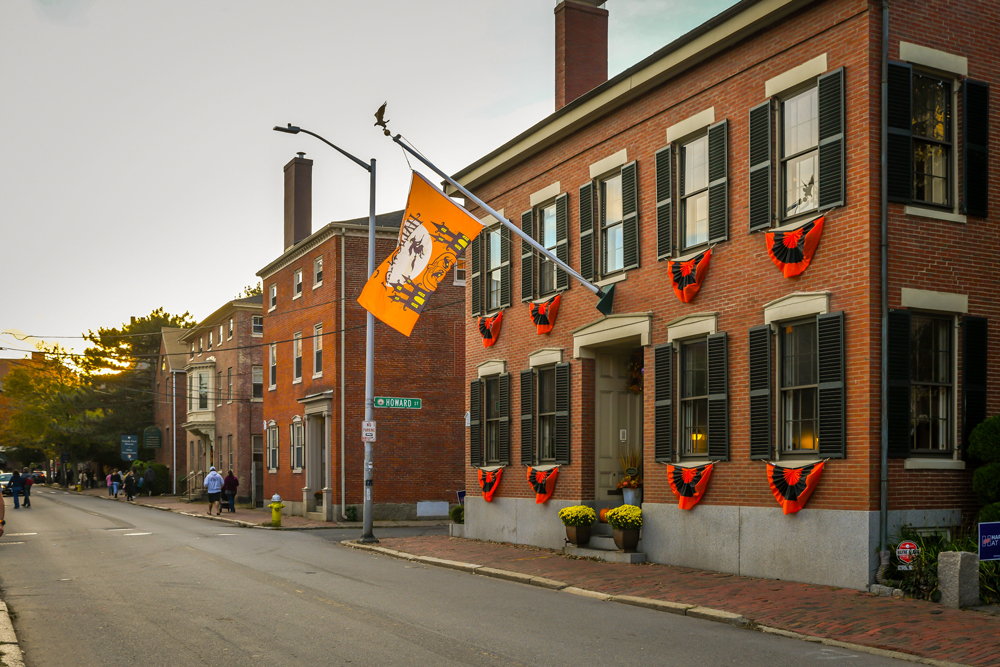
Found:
[268,494,284,527]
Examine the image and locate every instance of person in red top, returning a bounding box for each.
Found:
[222,470,239,514]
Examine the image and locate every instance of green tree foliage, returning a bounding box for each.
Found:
[970,415,1000,522]
[236,282,262,299]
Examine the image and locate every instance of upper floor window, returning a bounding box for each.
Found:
[314,256,323,285]
[600,172,624,274]
[252,366,263,399]
[208,331,213,350]
[537,202,558,294]
[190,344,194,359]
[198,338,203,353]
[161,357,166,373]
[470,220,510,318]
[486,229,503,312]
[293,333,302,381]
[218,324,224,346]
[912,74,951,207]
[313,324,323,376]
[198,373,208,410]
[294,270,303,297]
[269,343,277,388]
[269,284,277,310]
[681,135,710,249]
[454,257,466,285]
[227,367,233,402]
[228,318,233,339]
[782,86,819,218]
[252,315,263,335]
[216,371,222,406]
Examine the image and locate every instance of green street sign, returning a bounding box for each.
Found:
[374,396,422,409]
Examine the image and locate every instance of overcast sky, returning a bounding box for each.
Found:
[0,0,736,360]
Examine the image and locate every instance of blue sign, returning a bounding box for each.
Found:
[121,435,139,462]
[980,522,1000,562]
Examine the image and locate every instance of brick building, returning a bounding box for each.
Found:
[455,0,995,589]
[152,327,189,493]
[179,296,264,504]
[256,154,466,520]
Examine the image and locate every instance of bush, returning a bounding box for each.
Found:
[606,504,642,530]
[344,505,358,522]
[973,461,1000,505]
[970,415,1000,463]
[980,502,1000,523]
[130,461,170,496]
[558,505,596,527]
[891,527,1000,605]
[449,505,464,524]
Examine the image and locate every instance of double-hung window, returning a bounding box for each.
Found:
[266,423,278,471]
[910,315,952,452]
[521,193,568,302]
[601,173,624,274]
[536,367,556,462]
[228,318,233,340]
[470,220,509,317]
[519,363,571,466]
[911,74,951,207]
[269,343,277,388]
[293,270,303,298]
[269,284,277,310]
[680,340,709,456]
[252,316,263,335]
[227,435,233,472]
[469,373,510,467]
[291,419,304,471]
[313,324,323,375]
[484,377,501,465]
[780,321,818,452]
[293,333,302,381]
[537,203,558,295]
[227,367,233,402]
[454,257,466,285]
[199,338,203,353]
[218,325,224,346]
[680,135,710,249]
[216,371,223,406]
[208,332,213,351]
[252,366,263,399]
[314,256,323,286]
[198,373,208,410]
[486,230,502,311]
[781,86,820,218]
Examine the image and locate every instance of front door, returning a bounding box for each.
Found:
[594,352,643,501]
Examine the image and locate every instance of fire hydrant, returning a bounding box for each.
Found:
[268,494,284,527]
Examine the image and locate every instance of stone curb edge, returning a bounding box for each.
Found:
[340,541,974,667]
[0,600,26,667]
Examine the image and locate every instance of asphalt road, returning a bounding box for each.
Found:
[0,490,914,667]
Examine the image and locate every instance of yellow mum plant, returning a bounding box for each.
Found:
[558,505,597,527]
[605,504,642,530]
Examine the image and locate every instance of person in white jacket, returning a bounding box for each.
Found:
[203,466,225,516]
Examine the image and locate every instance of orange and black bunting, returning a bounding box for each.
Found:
[529,294,561,334]
[765,215,824,278]
[357,171,483,337]
[667,248,712,303]
[526,466,558,504]
[766,461,826,515]
[478,310,503,348]
[666,463,714,510]
[478,468,502,503]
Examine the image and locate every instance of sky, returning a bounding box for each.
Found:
[0,0,737,360]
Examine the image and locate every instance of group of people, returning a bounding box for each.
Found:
[106,466,156,501]
[3,468,35,509]
[203,466,239,515]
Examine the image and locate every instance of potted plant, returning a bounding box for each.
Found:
[313,490,323,505]
[617,446,642,506]
[558,505,596,546]
[605,504,642,552]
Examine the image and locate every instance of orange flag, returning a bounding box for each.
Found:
[358,171,483,336]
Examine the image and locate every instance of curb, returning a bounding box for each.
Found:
[339,541,975,667]
[0,600,25,667]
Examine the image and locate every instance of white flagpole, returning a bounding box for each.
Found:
[390,134,615,315]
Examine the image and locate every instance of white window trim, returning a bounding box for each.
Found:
[293,332,303,382]
[313,256,323,289]
[528,348,563,368]
[595,272,628,287]
[589,149,628,180]
[228,319,233,340]
[313,324,323,378]
[269,284,277,312]
[291,417,304,473]
[266,421,278,472]
[899,42,968,77]
[666,313,718,344]
[905,458,966,470]
[453,260,466,287]
[529,182,561,207]
[763,291,829,326]
[477,359,506,378]
[666,107,715,143]
[293,269,303,300]
[900,288,968,313]
[252,316,264,338]
[269,343,277,390]
[764,54,828,98]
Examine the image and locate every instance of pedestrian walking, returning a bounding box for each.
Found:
[203,466,224,515]
[21,468,32,508]
[106,471,113,496]
[8,470,23,509]
[223,470,239,513]
[0,486,6,537]
[123,471,137,502]
[143,465,156,497]
[110,469,122,498]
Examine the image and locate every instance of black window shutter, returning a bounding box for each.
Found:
[707,120,729,243]
[470,379,482,467]
[520,210,534,302]
[962,316,988,455]
[470,235,481,317]
[520,369,534,466]
[818,67,846,210]
[817,311,846,458]
[499,226,511,309]
[622,161,640,270]
[654,344,674,463]
[707,332,729,460]
[963,80,990,217]
[554,362,571,465]
[887,62,913,203]
[887,308,911,457]
[579,182,595,281]
[748,100,773,232]
[748,325,773,460]
[555,193,570,290]
[498,373,511,466]
[655,145,674,260]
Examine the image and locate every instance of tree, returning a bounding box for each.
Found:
[236,282,262,299]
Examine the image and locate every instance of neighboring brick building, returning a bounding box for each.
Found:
[152,327,189,493]
[256,155,466,520]
[179,296,264,505]
[454,0,996,590]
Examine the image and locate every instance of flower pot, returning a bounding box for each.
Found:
[613,528,640,553]
[565,525,591,547]
[622,488,642,506]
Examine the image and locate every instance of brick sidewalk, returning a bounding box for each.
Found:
[375,535,1000,667]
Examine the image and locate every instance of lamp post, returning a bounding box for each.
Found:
[273,123,378,543]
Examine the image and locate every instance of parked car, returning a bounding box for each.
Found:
[0,472,11,496]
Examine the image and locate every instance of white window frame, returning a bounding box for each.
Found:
[598,168,625,278]
[454,257,466,286]
[208,331,213,350]
[216,371,223,406]
[293,333,303,383]
[228,318,234,340]
[778,83,821,223]
[252,315,263,337]
[269,284,277,311]
[313,324,323,378]
[269,343,277,390]
[291,417,304,472]
[313,256,323,287]
[536,198,559,297]
[266,422,278,472]
[251,365,263,401]
[218,324,224,346]
[227,367,233,403]
[293,269,303,299]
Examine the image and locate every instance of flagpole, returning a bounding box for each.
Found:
[390,134,615,315]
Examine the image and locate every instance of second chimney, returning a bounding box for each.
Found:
[283,152,313,251]
[555,0,609,111]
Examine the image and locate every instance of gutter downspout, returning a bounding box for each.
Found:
[172,370,178,495]
[340,227,347,519]
[879,0,890,559]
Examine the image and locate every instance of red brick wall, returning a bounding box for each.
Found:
[262,227,466,508]
[152,342,186,487]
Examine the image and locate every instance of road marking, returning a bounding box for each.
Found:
[0,542,25,545]
[7,533,37,536]
[107,528,131,531]
[217,533,236,536]
[123,532,151,536]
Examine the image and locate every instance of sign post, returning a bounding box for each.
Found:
[121,435,138,462]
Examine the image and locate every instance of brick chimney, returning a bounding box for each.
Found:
[555,0,609,111]
[283,152,313,251]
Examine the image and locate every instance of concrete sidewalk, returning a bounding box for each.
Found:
[348,534,1000,667]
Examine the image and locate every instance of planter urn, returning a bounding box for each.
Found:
[613,528,640,553]
[565,525,592,547]
[622,488,642,506]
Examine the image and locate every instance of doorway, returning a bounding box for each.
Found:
[594,350,643,501]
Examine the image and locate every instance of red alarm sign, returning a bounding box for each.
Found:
[896,540,920,571]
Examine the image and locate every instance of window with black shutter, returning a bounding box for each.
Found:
[655,146,673,260]
[579,182,595,281]
[707,120,729,244]
[817,312,845,458]
[962,80,990,217]
[910,314,954,453]
[706,332,729,460]
[654,343,674,462]
[520,369,534,465]
[962,316,988,453]
[886,309,912,457]
[592,161,639,278]
[498,373,511,466]
[529,193,571,299]
[520,210,534,302]
[537,366,557,462]
[680,339,709,457]
[748,325,773,460]
[554,193,570,290]
[469,379,482,467]
[554,362,571,465]
[748,101,773,232]
[470,235,482,317]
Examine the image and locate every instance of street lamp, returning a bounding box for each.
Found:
[273,123,378,544]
